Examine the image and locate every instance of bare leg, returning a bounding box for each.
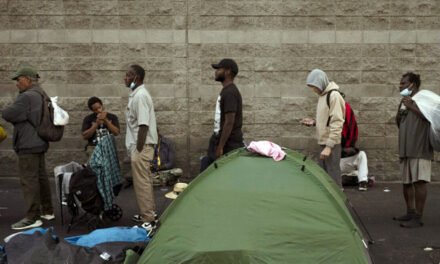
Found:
[393,184,416,221]
[400,181,426,228]
[403,183,415,211]
[414,181,427,216]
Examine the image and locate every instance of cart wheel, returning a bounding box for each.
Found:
[105,204,123,221]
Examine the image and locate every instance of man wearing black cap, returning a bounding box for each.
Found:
[2,65,54,230]
[200,59,244,172]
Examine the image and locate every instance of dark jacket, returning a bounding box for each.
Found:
[2,84,48,154]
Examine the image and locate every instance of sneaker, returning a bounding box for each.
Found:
[358,181,368,191]
[132,214,143,223]
[40,214,55,221]
[393,209,416,221]
[132,212,158,223]
[400,216,424,228]
[141,222,156,237]
[11,218,43,230]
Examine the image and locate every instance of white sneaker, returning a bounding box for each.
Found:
[40,214,55,220]
[132,212,158,223]
[11,218,43,230]
[141,222,155,237]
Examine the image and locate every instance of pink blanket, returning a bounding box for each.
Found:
[247,141,286,161]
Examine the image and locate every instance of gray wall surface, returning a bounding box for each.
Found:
[0,0,439,181]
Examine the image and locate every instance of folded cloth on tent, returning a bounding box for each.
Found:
[89,135,123,210]
[65,227,150,248]
[247,141,286,161]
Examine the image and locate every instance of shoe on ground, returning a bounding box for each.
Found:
[132,214,143,223]
[400,217,424,228]
[141,221,156,237]
[132,212,158,223]
[40,214,55,220]
[11,218,43,230]
[393,209,416,221]
[358,181,368,191]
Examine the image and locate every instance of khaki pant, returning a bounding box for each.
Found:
[18,153,53,220]
[131,145,156,222]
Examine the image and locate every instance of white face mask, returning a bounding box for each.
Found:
[129,75,138,90]
[400,88,412,97]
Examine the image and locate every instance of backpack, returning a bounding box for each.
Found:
[326,90,359,150]
[30,89,64,142]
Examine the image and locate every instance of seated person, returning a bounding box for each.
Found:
[81,97,120,154]
[151,131,182,186]
[339,103,374,191]
[340,147,374,191]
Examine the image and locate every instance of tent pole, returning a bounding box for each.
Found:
[348,200,375,245]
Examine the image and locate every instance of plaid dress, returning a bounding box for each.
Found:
[89,135,122,210]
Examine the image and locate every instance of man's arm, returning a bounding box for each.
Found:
[396,102,403,127]
[326,93,345,148]
[102,114,120,136]
[2,94,30,124]
[402,97,427,121]
[321,93,345,160]
[137,125,148,152]
[82,122,99,140]
[216,112,235,158]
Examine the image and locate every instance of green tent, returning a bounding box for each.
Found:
[140,148,372,264]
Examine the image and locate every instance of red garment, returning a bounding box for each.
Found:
[341,102,358,149]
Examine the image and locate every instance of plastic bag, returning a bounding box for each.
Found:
[412,90,440,151]
[51,96,69,126]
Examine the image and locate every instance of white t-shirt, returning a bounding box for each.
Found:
[213,95,221,134]
[125,84,158,155]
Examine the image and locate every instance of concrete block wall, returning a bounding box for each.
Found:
[0,0,439,181]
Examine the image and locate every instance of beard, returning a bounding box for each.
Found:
[215,73,225,82]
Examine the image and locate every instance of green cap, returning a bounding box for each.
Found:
[11,65,39,80]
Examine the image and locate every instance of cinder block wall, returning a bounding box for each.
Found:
[0,0,439,181]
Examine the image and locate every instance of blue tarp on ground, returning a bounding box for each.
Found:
[65,226,150,247]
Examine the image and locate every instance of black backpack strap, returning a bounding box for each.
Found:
[326,90,345,126]
[326,90,345,108]
[326,90,335,108]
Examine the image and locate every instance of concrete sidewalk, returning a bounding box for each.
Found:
[0,178,439,264]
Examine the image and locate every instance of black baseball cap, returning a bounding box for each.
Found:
[211,58,239,76]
